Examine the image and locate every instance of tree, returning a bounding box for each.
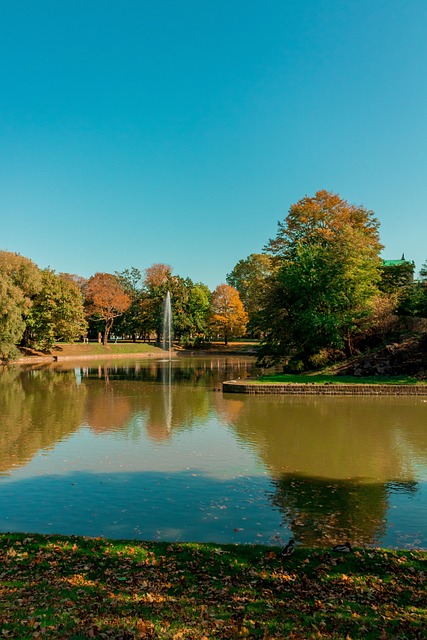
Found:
[188,283,211,336]
[85,273,131,345]
[209,284,248,345]
[24,270,87,351]
[265,190,382,259]
[0,251,42,360]
[257,191,383,368]
[226,253,275,331]
[144,263,172,288]
[378,261,415,294]
[142,264,174,342]
[114,268,145,341]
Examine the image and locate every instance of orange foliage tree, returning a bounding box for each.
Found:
[85,273,131,345]
[209,284,248,345]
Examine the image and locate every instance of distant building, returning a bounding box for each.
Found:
[381,254,415,289]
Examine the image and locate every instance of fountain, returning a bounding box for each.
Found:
[162,291,173,355]
[162,291,173,433]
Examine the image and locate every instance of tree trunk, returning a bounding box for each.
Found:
[103,318,114,346]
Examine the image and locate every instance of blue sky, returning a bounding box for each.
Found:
[1,0,426,289]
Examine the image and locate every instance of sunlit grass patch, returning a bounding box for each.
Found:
[254,373,424,384]
[0,533,426,639]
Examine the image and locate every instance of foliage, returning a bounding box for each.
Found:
[135,265,212,344]
[0,532,426,639]
[397,283,427,318]
[209,284,248,345]
[114,268,147,340]
[0,274,26,361]
[144,263,172,288]
[0,251,42,360]
[24,270,87,351]
[378,261,415,294]
[226,253,276,331]
[255,372,423,384]
[257,191,383,368]
[265,189,382,259]
[85,273,131,346]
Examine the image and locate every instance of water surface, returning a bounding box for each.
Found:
[1,357,426,548]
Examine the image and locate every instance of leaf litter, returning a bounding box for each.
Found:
[0,533,426,639]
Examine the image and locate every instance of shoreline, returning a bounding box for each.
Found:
[223,380,427,395]
[1,532,426,639]
[5,346,256,366]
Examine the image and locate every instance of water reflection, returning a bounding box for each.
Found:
[214,393,427,482]
[0,358,426,548]
[270,474,388,547]
[0,367,87,475]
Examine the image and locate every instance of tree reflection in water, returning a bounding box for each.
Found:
[1,359,426,547]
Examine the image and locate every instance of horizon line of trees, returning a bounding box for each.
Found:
[226,190,426,370]
[1,189,426,367]
[0,254,248,361]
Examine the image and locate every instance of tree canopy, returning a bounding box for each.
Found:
[85,273,131,345]
[0,252,42,360]
[209,284,248,345]
[257,191,384,368]
[226,253,275,332]
[24,270,87,351]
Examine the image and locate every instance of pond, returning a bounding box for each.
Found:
[1,356,426,549]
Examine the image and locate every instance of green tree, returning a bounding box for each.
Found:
[378,261,415,294]
[209,284,248,345]
[257,191,383,368]
[114,267,145,341]
[188,283,211,335]
[226,253,275,332]
[166,277,211,343]
[24,270,87,351]
[0,251,42,360]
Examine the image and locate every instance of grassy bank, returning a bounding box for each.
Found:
[1,533,426,639]
[255,373,425,385]
[52,343,164,357]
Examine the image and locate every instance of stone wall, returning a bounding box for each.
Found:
[222,381,427,395]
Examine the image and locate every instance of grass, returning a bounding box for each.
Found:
[254,373,425,385]
[1,532,426,639]
[52,342,164,356]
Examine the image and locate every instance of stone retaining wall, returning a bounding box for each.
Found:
[223,381,427,395]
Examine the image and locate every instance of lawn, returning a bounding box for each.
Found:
[254,373,424,385]
[52,342,164,357]
[1,533,426,639]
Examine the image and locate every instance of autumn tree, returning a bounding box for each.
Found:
[0,251,42,360]
[140,264,173,341]
[85,273,131,345]
[257,190,384,368]
[24,270,87,351]
[209,284,248,345]
[144,263,172,288]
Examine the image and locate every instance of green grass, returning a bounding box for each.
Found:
[52,342,163,356]
[1,533,426,639]
[254,372,425,385]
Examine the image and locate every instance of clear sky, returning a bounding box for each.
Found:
[1,0,426,289]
